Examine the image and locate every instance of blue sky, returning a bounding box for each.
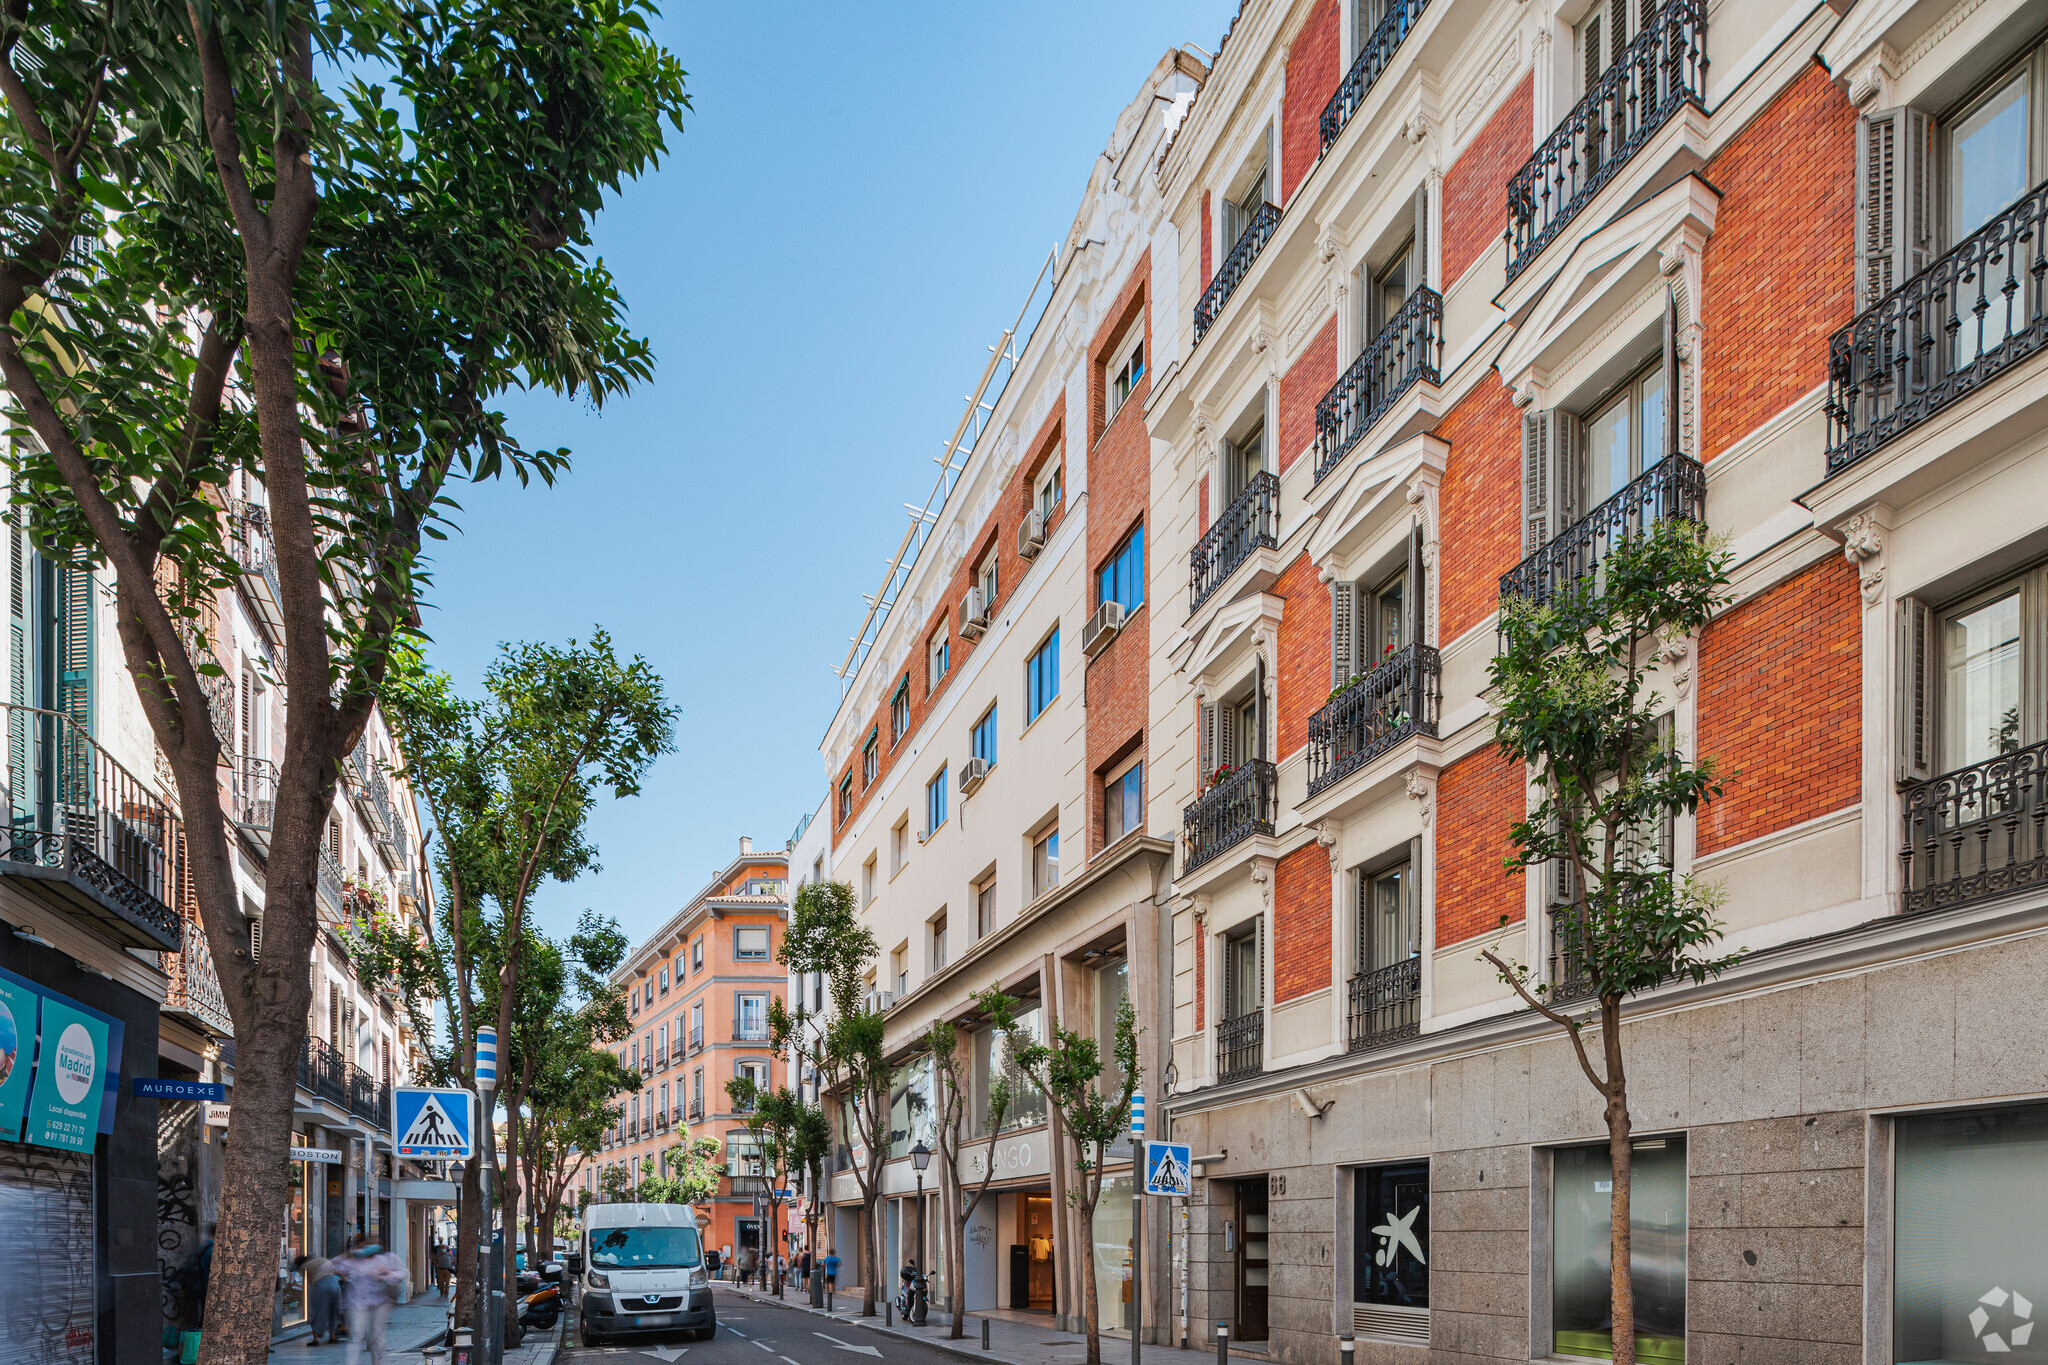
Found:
[419,2,1241,946]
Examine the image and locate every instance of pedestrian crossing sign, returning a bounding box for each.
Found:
[394,1087,475,1158]
[1144,1141,1192,1197]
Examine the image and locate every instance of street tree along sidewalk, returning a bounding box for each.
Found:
[1480,518,1742,1365]
[725,1073,830,1297]
[919,1003,1012,1340]
[0,5,686,1360]
[777,879,891,1315]
[985,986,1139,1365]
[633,1137,726,1206]
[356,636,673,1341]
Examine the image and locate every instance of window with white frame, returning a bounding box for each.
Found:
[1035,455,1063,522]
[891,820,908,875]
[930,911,948,971]
[1098,525,1145,611]
[1026,628,1060,723]
[1108,320,1145,419]
[975,876,997,937]
[972,704,998,768]
[978,554,999,616]
[735,926,770,961]
[1030,827,1059,900]
[929,624,950,692]
[862,727,879,787]
[1103,756,1144,844]
[891,945,909,997]
[863,854,877,906]
[890,675,910,744]
[735,993,768,1041]
[691,936,703,972]
[1219,132,1271,249]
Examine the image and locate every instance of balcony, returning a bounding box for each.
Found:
[229,501,285,640]
[1824,177,2048,478]
[1195,203,1281,343]
[1306,645,1442,797]
[1216,1010,1264,1084]
[640,1117,652,1138]
[162,919,234,1038]
[1504,0,1706,283]
[1900,740,2048,917]
[1314,289,1442,484]
[1547,905,1598,1006]
[232,756,276,853]
[0,704,183,951]
[1497,455,1705,609]
[689,1026,704,1053]
[1182,758,1277,874]
[1320,0,1430,152]
[299,1035,351,1108]
[732,1022,769,1043]
[316,849,344,920]
[1346,958,1421,1052]
[688,1100,704,1122]
[1190,471,1279,613]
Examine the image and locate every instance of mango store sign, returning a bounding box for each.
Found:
[0,964,124,1151]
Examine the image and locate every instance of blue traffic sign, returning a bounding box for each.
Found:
[394,1086,475,1158]
[134,1078,225,1102]
[1143,1141,1191,1198]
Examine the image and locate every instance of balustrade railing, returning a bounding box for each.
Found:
[1306,645,1441,796]
[300,1035,351,1107]
[162,921,234,1037]
[1547,905,1598,1006]
[1314,288,1442,484]
[1190,471,1279,613]
[1216,1010,1265,1084]
[1320,0,1431,152]
[1195,203,1282,341]
[233,756,277,833]
[1497,455,1705,609]
[317,849,345,918]
[689,1026,704,1052]
[1900,739,2048,916]
[1346,958,1421,1052]
[1504,0,1706,282]
[1182,758,1277,874]
[1,703,182,950]
[1825,176,2048,477]
[228,500,284,631]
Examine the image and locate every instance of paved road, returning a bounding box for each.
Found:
[558,1289,972,1365]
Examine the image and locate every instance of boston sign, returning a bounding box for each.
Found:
[0,964,125,1151]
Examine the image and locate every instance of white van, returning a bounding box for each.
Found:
[577,1202,715,1345]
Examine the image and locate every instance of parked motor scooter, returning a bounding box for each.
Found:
[894,1262,928,1326]
[518,1282,563,1330]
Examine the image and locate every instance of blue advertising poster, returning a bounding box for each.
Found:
[28,996,111,1152]
[0,973,36,1142]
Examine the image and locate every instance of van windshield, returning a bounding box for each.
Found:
[589,1225,703,1270]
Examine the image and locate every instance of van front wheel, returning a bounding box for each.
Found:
[577,1317,601,1349]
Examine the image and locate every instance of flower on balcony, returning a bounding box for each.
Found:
[1207,763,1235,790]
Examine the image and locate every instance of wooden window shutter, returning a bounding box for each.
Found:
[1407,836,1425,956]
[1581,12,1602,91]
[1354,867,1368,971]
[1199,701,1217,776]
[1221,928,1236,1021]
[1254,656,1269,760]
[1655,713,1677,868]
[1608,0,1628,62]
[249,915,262,963]
[1256,913,1266,1007]
[1522,412,1552,554]
[1331,578,1357,687]
[1662,286,1682,460]
[1553,411,1582,529]
[239,670,252,758]
[1217,704,1237,774]
[1855,108,1932,312]
[1898,595,1934,783]
[1412,184,1429,291]
[1407,518,1426,647]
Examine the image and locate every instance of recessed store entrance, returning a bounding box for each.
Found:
[1235,1178,1268,1342]
[992,1188,1057,1313]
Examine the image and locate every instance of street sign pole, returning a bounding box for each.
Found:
[476,1027,500,1365]
[1131,1092,1144,1365]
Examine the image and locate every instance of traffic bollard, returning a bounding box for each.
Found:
[982,1318,991,1351]
[886,1301,893,1327]
[827,1288,834,1313]
[1339,1336,1354,1363]
[1215,1323,1229,1365]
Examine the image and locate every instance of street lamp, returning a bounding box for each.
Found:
[910,1139,933,1325]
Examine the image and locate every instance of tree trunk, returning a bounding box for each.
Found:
[862,1188,881,1315]
[455,1159,481,1329]
[1078,1196,1101,1365]
[1603,998,1636,1365]
[943,1161,968,1339]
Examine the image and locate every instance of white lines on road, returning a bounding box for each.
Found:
[813,1332,884,1356]
[781,1357,802,1365]
[753,1342,774,1353]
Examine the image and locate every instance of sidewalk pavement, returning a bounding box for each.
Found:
[718,1281,1182,1365]
[264,1293,560,1365]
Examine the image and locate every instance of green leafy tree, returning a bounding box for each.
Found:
[363,634,672,1334]
[636,1139,724,1205]
[0,3,685,1356]
[991,988,1139,1365]
[778,879,888,1314]
[1480,519,1741,1365]
[726,1078,822,1297]
[920,1002,1013,1339]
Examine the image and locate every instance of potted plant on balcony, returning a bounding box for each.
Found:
[1207,762,1235,790]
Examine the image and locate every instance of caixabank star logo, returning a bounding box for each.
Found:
[1969,1286,2034,1353]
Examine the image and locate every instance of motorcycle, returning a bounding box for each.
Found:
[518,1281,563,1330]
[894,1263,928,1326]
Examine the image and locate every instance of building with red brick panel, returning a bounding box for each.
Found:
[1132,0,2048,1360]
[589,839,791,1269]
[812,50,1206,1335]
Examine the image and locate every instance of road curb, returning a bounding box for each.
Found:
[727,1290,1009,1363]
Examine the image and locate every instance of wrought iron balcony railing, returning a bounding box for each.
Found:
[317,849,345,919]
[1306,645,1442,796]
[733,1022,769,1042]
[1,704,183,951]
[688,1100,704,1122]
[1824,176,2048,477]
[1190,470,1279,613]
[1314,288,1442,484]
[1182,758,1277,874]
[1346,958,1421,1052]
[162,919,234,1038]
[1321,0,1431,152]
[1504,0,1706,283]
[1900,739,2048,916]
[228,500,285,638]
[233,755,276,842]
[1217,1010,1264,1084]
[1497,454,1705,609]
[689,1026,704,1052]
[1195,203,1282,342]
[299,1035,351,1108]
[1547,904,1598,1006]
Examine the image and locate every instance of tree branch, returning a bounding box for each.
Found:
[1479,947,1608,1094]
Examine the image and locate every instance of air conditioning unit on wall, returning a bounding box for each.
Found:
[959,586,988,640]
[1082,600,1127,657]
[959,756,989,796]
[1017,510,1045,559]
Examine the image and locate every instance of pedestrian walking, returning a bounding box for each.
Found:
[431,1242,454,1298]
[822,1251,840,1290]
[798,1249,812,1290]
[340,1234,407,1365]
[295,1252,343,1346]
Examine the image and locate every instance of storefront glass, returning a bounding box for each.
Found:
[1353,1160,1428,1308]
[1091,1172,1134,1336]
[281,1134,308,1326]
[1895,1102,2048,1363]
[0,1141,97,1364]
[970,1006,1046,1136]
[1552,1136,1686,1362]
